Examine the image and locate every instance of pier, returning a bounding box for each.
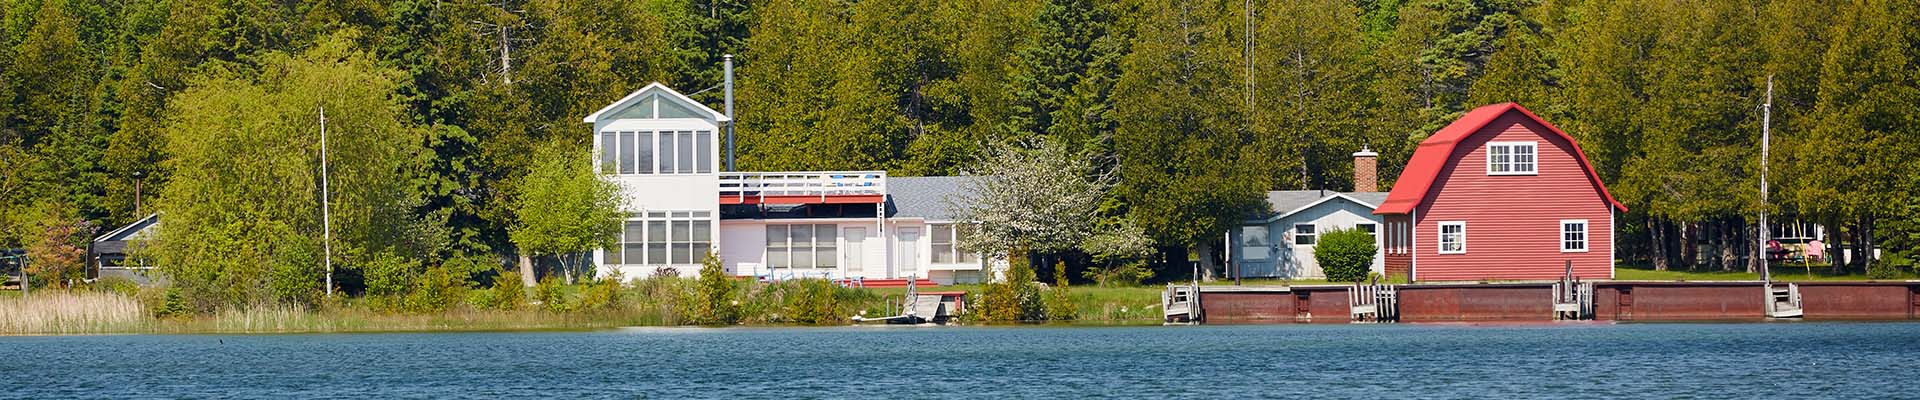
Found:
[1166,280,1920,324]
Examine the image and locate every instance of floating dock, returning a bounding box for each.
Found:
[1166,280,1920,324]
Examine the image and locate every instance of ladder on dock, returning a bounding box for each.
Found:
[1766,282,1803,318]
[1552,279,1594,320]
[1348,283,1398,323]
[1163,282,1200,324]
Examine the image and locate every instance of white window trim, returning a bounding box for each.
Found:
[1438,221,1466,255]
[1486,141,1539,176]
[1561,219,1590,253]
[1293,223,1317,246]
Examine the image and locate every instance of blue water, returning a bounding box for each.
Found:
[4,322,1919,398]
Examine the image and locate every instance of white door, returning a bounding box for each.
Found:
[843,227,867,276]
[896,228,920,279]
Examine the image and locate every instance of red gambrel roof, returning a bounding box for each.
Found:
[1374,103,1627,215]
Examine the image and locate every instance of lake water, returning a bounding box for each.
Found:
[4,322,1918,398]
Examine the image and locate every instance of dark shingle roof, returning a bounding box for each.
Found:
[887,176,982,220]
[1263,190,1387,216]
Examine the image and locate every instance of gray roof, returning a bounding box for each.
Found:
[887,176,983,220]
[1262,190,1387,216]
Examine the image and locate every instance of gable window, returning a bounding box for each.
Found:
[1438,221,1466,254]
[1241,226,1271,260]
[1487,141,1538,175]
[1561,220,1589,253]
[931,223,982,264]
[767,224,838,269]
[1357,223,1378,240]
[598,130,712,175]
[1294,224,1317,245]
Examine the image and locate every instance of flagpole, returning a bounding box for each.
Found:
[321,106,333,298]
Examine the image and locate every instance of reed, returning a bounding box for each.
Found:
[0,291,149,334]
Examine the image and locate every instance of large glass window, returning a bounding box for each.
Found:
[676,131,695,173]
[636,132,653,174]
[604,212,711,266]
[656,132,674,174]
[598,130,713,175]
[1241,226,1271,260]
[766,224,838,269]
[600,131,620,174]
[929,224,981,264]
[696,132,714,173]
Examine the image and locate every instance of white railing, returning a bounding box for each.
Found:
[718,171,887,202]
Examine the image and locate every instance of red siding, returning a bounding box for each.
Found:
[1412,113,1614,281]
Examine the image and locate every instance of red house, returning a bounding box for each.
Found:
[1375,103,1626,282]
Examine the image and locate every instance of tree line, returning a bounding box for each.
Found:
[0,0,1915,308]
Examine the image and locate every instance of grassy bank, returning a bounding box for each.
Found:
[1,281,1167,335]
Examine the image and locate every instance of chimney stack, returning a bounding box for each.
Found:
[1353,145,1378,192]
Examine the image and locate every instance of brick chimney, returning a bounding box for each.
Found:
[1353,145,1378,192]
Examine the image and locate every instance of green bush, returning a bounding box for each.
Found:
[782,279,842,325]
[1315,227,1377,283]
[534,276,570,312]
[481,270,526,310]
[974,252,1044,322]
[1045,261,1077,320]
[91,276,140,296]
[407,265,469,312]
[692,251,739,324]
[576,270,626,311]
[1867,263,1907,280]
[1082,261,1154,287]
[361,251,420,307]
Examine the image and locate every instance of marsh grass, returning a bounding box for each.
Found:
[0,291,148,334]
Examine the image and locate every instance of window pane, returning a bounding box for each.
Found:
[600,131,620,174]
[648,243,668,264]
[961,250,980,263]
[636,132,654,174]
[657,132,674,173]
[605,245,623,265]
[792,247,813,268]
[933,244,955,263]
[693,243,711,264]
[769,247,789,268]
[672,221,691,243]
[791,225,813,247]
[624,243,643,264]
[624,221,644,243]
[816,225,837,246]
[816,247,836,268]
[616,131,635,174]
[675,243,694,264]
[767,225,788,246]
[692,220,711,242]
[677,131,694,173]
[648,221,667,245]
[697,132,713,173]
[932,224,953,244]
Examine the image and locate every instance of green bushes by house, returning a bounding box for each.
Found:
[1316,227,1377,283]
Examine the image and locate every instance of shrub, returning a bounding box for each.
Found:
[1082,261,1154,287]
[975,251,1044,322]
[1315,227,1377,282]
[407,265,469,312]
[1045,261,1077,320]
[692,251,739,325]
[1867,263,1906,280]
[360,251,420,308]
[91,276,140,296]
[534,276,570,312]
[483,270,526,310]
[576,270,626,311]
[783,279,842,325]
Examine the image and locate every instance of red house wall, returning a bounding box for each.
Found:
[1412,112,1614,281]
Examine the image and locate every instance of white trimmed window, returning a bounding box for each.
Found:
[597,130,713,175]
[607,211,711,266]
[1357,223,1378,240]
[767,224,838,269]
[1438,221,1466,254]
[1294,224,1317,245]
[1487,141,1538,175]
[1561,220,1589,253]
[930,223,983,264]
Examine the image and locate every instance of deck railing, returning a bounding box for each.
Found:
[718,171,887,202]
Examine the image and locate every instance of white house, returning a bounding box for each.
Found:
[1228,191,1388,279]
[585,83,990,284]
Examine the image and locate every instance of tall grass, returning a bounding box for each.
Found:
[0,291,148,334]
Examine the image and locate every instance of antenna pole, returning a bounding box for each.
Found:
[321,106,334,298]
[1758,76,1772,282]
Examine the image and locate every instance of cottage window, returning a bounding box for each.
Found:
[1357,223,1378,240]
[1561,220,1589,253]
[930,223,982,264]
[1241,226,1271,260]
[767,224,838,269]
[1438,221,1466,254]
[1294,224,1317,245]
[1487,141,1538,175]
[605,212,711,266]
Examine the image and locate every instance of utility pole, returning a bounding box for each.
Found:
[1758,76,1773,282]
[320,106,334,298]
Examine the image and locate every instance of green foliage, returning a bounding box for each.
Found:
[481,270,527,311]
[974,251,1046,322]
[692,251,739,325]
[1045,261,1077,320]
[534,276,570,313]
[781,279,844,325]
[575,270,626,312]
[1315,227,1377,283]
[508,141,625,261]
[408,264,470,313]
